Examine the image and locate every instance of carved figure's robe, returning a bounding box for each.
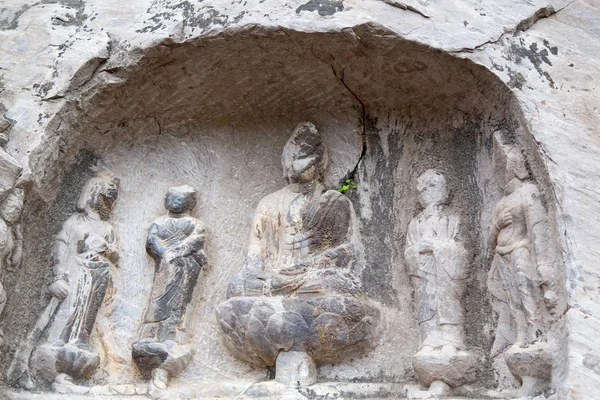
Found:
[140,215,207,343]
[48,214,118,345]
[229,184,361,298]
[405,208,468,348]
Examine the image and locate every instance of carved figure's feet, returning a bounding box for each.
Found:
[440,344,457,356]
[429,380,451,396]
[405,380,453,399]
[132,339,193,378]
[148,368,170,398]
[10,371,35,390]
[416,346,434,356]
[275,351,317,388]
[52,373,91,395]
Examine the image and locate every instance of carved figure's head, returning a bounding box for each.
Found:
[505,147,530,182]
[77,174,120,220]
[0,188,24,224]
[281,122,328,184]
[417,169,449,208]
[165,185,197,214]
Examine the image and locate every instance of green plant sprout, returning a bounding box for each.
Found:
[336,179,358,193]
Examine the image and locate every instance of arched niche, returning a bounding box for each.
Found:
[2,23,567,394]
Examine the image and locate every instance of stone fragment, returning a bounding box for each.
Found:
[275,351,317,387]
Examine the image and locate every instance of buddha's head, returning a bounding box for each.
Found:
[77,173,120,220]
[281,122,328,184]
[417,169,449,209]
[165,185,197,214]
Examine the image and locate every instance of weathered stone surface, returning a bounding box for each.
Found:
[0,0,597,398]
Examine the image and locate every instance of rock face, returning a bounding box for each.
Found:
[0,0,598,399]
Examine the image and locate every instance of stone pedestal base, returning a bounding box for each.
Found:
[132,339,193,377]
[216,296,381,367]
[504,342,552,397]
[31,341,100,383]
[412,347,479,390]
[275,351,317,388]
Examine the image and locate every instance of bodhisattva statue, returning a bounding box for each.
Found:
[404,170,477,398]
[28,174,120,387]
[488,146,558,397]
[0,188,24,345]
[132,185,207,394]
[216,122,380,389]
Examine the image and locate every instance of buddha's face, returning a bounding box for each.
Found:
[165,186,197,214]
[417,170,448,208]
[281,123,327,185]
[284,153,318,184]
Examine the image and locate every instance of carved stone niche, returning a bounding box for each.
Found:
[0,24,568,399]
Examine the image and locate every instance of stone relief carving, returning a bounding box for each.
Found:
[216,122,380,389]
[132,185,208,395]
[0,129,564,399]
[487,138,559,397]
[0,188,24,346]
[9,173,120,389]
[404,170,478,398]
[0,140,23,352]
[0,189,24,274]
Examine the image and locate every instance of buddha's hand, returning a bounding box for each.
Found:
[270,275,303,295]
[414,239,435,254]
[49,278,69,300]
[538,264,558,315]
[496,209,513,229]
[279,264,309,276]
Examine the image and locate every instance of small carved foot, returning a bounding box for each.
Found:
[429,380,451,397]
[52,373,91,395]
[405,380,452,399]
[519,375,549,398]
[416,346,434,356]
[148,368,170,398]
[440,345,457,356]
[275,351,317,388]
[12,371,35,391]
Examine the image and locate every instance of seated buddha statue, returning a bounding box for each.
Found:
[216,122,380,387]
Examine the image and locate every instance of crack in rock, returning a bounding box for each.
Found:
[452,2,574,53]
[380,0,430,18]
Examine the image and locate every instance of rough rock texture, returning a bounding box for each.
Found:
[0,0,597,399]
